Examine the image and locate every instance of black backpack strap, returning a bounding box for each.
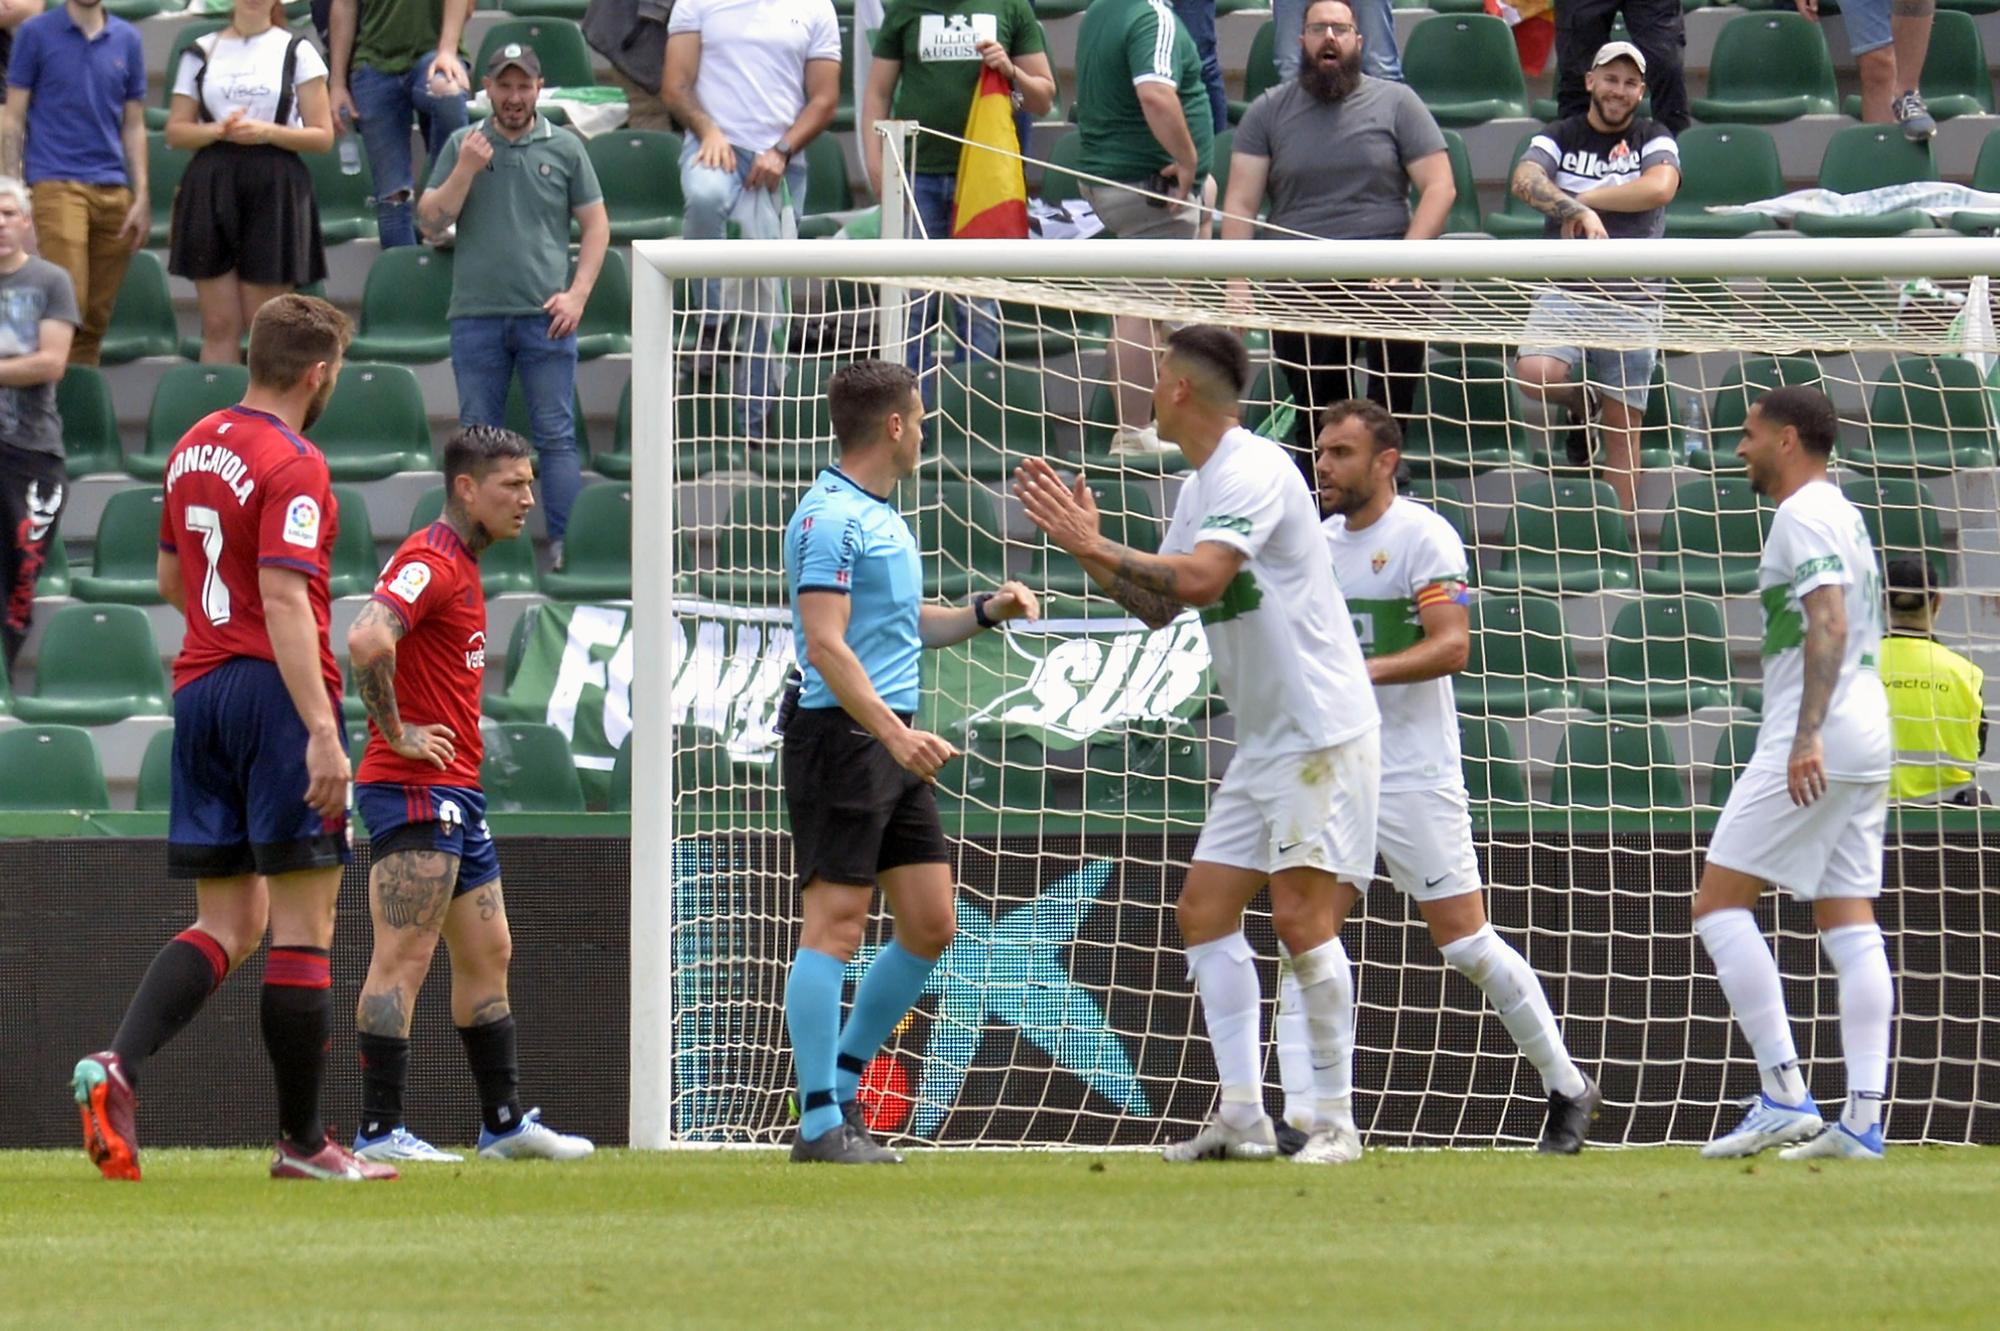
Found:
[273,33,305,128]
[188,36,214,124]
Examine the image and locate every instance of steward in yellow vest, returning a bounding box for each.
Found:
[1880,557,1987,805]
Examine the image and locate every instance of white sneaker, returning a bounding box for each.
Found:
[1289,1123,1362,1165]
[477,1108,595,1161]
[1700,1093,1824,1159]
[1109,424,1175,456]
[1161,1111,1278,1162]
[1779,1121,1884,1161]
[352,1126,464,1163]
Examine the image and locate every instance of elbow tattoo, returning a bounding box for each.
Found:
[1513,163,1583,222]
[1108,550,1185,631]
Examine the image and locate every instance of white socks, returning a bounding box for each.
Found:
[1695,909,1809,1105]
[1438,926,1589,1100]
[1821,923,1893,1132]
[1288,937,1358,1132]
[1274,962,1314,1130]
[1186,931,1265,1130]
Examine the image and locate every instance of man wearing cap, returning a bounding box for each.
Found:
[1510,40,1679,521]
[1880,555,1989,805]
[418,43,608,567]
[1555,1,1687,134]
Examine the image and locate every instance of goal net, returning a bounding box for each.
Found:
[632,228,2000,1151]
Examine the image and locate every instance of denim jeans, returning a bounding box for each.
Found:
[906,172,1000,392]
[1274,0,1402,82]
[679,136,808,438]
[1171,1,1228,133]
[350,53,470,248]
[449,315,583,540]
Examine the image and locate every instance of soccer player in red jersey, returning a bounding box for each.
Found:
[71,295,395,1182]
[346,425,592,1163]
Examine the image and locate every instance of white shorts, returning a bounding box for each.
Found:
[1705,765,1889,901]
[1193,730,1379,881]
[1377,785,1483,902]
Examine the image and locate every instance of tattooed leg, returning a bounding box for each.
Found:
[356,849,459,1036]
[442,879,514,1029]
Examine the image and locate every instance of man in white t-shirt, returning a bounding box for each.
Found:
[1268,398,1599,1154]
[1015,326,1381,1165]
[1696,386,1896,1162]
[662,0,840,437]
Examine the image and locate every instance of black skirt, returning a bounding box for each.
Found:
[169,142,327,287]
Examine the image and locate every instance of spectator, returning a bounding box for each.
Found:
[0,0,147,368]
[1797,0,1934,139]
[862,0,1056,374]
[1275,0,1400,82]
[584,0,677,131]
[0,176,78,668]
[327,0,473,248]
[1222,0,1452,478]
[1074,0,1214,454]
[1510,41,1678,519]
[662,0,839,439]
[1554,0,1687,133]
[166,0,336,365]
[1881,556,1988,806]
[418,43,609,569]
[0,0,43,101]
[1172,2,1226,134]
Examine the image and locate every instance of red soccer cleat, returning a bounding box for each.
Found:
[73,1052,140,1182]
[270,1131,400,1182]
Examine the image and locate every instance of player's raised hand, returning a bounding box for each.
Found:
[887,726,960,783]
[304,728,351,819]
[986,580,1040,624]
[1787,731,1827,807]
[388,723,457,772]
[1013,458,1101,556]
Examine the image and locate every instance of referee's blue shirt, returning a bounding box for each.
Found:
[786,467,924,714]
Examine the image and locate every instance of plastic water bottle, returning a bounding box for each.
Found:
[1682,392,1708,460]
[339,134,363,177]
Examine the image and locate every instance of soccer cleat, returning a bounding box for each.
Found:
[1289,1123,1363,1165]
[790,1123,903,1165]
[73,1052,140,1182]
[841,1098,899,1156]
[1160,1112,1278,1163]
[1538,1075,1603,1155]
[271,1133,400,1181]
[476,1108,595,1162]
[1893,90,1937,141]
[352,1126,464,1163]
[1779,1121,1885,1161]
[1273,1120,1311,1158]
[1700,1093,1825,1159]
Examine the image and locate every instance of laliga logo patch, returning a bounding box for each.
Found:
[387,561,432,603]
[282,496,321,548]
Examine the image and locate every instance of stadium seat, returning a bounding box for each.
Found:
[1699,355,1822,470]
[648,381,748,479]
[1399,477,1476,555]
[473,20,597,88]
[1480,132,1548,239]
[1400,356,1533,478]
[1688,14,1839,123]
[1949,128,2000,234]
[1579,596,1733,717]
[1846,356,1998,474]
[1663,125,1783,239]
[997,299,1111,363]
[574,247,633,359]
[1842,476,1949,583]
[585,130,685,241]
[481,722,586,813]
[71,488,167,604]
[12,604,171,724]
[1793,126,1938,237]
[692,483,805,603]
[304,363,435,480]
[326,485,379,599]
[145,132,189,246]
[802,133,854,222]
[1459,594,1577,716]
[99,251,180,365]
[541,481,632,599]
[1433,129,1483,234]
[1482,478,1639,594]
[0,725,110,811]
[148,20,228,129]
[1706,720,1762,806]
[1226,21,1280,122]
[1842,12,1992,121]
[1028,474,1159,595]
[902,478,1004,600]
[936,732,1055,815]
[1643,474,1771,595]
[1550,718,1688,809]
[1083,726,1210,817]
[40,537,70,599]
[931,362,1048,480]
[1401,16,1531,127]
[1459,716,1529,806]
[348,247,455,362]
[136,725,175,811]
[304,141,377,245]
[58,366,123,478]
[490,0,590,19]
[129,364,251,481]
[1040,130,1087,207]
[609,736,631,812]
[595,379,636,480]
[407,488,539,596]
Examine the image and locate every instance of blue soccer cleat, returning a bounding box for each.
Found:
[476,1108,594,1161]
[1701,1093,1825,1159]
[1780,1120,1885,1161]
[353,1125,463,1163]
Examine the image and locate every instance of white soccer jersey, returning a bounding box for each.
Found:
[1324,497,1471,793]
[1161,427,1378,758]
[1748,479,1892,781]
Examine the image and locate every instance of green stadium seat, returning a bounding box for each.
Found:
[1083,726,1210,817]
[1664,125,1783,239]
[406,487,539,596]
[481,722,586,812]
[1794,126,1938,237]
[802,132,854,220]
[58,366,123,478]
[12,604,171,724]
[348,248,455,362]
[647,380,748,478]
[491,0,590,19]
[1482,478,1638,595]
[129,365,250,481]
[1398,477,1476,556]
[0,725,110,810]
[1400,356,1533,478]
[136,726,175,811]
[997,299,1110,363]
[474,20,597,88]
[1481,132,1548,239]
[574,248,633,359]
[1842,476,1948,584]
[1688,14,1838,123]
[104,0,166,19]
[585,130,685,242]
[1433,129,1483,234]
[1459,715,1528,806]
[72,488,167,604]
[146,132,189,246]
[1579,596,1733,718]
[1226,21,1279,122]
[1842,12,1992,121]
[931,362,1047,480]
[901,478,1004,600]
[692,483,804,603]
[596,379,636,480]
[40,537,70,599]
[100,251,180,365]
[1459,594,1577,716]
[305,363,436,481]
[1950,128,2000,234]
[1707,721,1762,807]
[1698,355,1822,470]
[304,140,377,245]
[1643,474,1771,595]
[149,20,228,130]
[541,481,632,599]
[1845,356,1998,475]
[935,732,1055,814]
[1550,718,1687,809]
[328,485,379,599]
[1040,129,1087,207]
[1028,475,1159,596]
[1402,16,1530,128]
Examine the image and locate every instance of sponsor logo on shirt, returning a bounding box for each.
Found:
[387,561,432,603]
[282,495,321,547]
[466,630,487,671]
[918,12,998,61]
[1199,514,1253,536]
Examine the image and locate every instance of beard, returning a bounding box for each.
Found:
[1299,46,1363,103]
[1590,92,1636,130]
[302,379,335,432]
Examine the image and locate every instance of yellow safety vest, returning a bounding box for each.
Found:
[1880,633,1985,801]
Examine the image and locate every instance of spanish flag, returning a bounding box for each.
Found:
[952,66,1029,240]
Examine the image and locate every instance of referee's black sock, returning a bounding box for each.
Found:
[357,1032,410,1141]
[110,928,230,1085]
[458,1015,524,1137]
[261,947,332,1154]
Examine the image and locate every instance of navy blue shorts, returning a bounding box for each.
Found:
[354,782,500,896]
[168,657,351,880]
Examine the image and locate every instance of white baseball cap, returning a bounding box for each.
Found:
[1591,40,1647,74]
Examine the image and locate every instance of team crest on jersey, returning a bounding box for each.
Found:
[1371,549,1388,574]
[387,561,432,603]
[282,496,321,547]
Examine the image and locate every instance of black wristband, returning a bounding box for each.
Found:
[973,593,996,630]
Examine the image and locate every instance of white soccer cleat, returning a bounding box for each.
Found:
[1700,1094,1825,1159]
[477,1108,595,1162]
[1778,1121,1885,1161]
[1109,424,1175,456]
[352,1126,464,1163]
[1161,1111,1278,1163]
[1289,1123,1362,1165]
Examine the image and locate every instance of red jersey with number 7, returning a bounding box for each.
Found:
[355,521,486,788]
[158,405,342,704]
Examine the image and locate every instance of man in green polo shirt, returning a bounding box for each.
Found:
[329,0,473,248]
[419,43,608,568]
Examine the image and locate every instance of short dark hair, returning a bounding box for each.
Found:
[246,293,351,391]
[1885,555,1935,615]
[1754,385,1839,456]
[1164,325,1251,399]
[1320,398,1401,454]
[827,359,920,449]
[443,424,535,487]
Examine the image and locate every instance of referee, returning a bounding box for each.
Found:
[781,359,1038,1164]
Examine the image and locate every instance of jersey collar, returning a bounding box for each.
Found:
[826,464,892,504]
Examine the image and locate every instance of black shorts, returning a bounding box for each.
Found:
[170,143,328,287]
[781,707,949,890]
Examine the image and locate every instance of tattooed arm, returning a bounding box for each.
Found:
[1512,158,1606,238]
[1786,584,1846,807]
[347,599,457,770]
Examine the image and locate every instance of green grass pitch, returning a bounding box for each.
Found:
[2,1147,1995,1329]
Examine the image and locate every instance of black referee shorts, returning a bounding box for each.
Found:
[781,707,949,890]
